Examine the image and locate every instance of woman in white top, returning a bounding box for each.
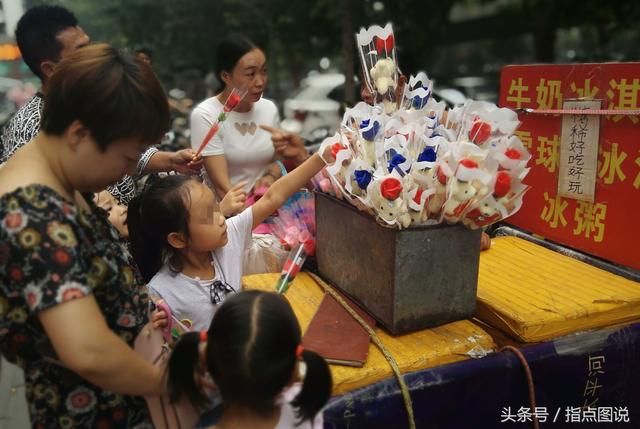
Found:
[191,33,308,207]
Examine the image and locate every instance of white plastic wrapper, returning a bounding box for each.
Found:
[315,23,532,231]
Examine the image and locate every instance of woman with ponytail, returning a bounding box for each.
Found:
[168,290,332,428]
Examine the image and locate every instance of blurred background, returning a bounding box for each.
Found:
[1,0,639,148]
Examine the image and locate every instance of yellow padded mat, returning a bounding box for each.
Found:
[476,236,640,343]
[243,272,496,394]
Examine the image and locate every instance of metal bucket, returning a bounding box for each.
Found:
[315,192,481,335]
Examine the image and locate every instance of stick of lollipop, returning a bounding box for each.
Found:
[193,87,248,159]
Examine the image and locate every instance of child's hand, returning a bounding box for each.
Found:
[151,299,168,329]
[220,181,247,216]
[320,143,337,165]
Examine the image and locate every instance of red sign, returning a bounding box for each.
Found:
[500,63,640,270]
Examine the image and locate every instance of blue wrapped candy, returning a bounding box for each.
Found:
[411,85,431,109]
[354,169,373,189]
[417,146,437,163]
[387,151,409,175]
[360,119,381,141]
[413,95,429,109]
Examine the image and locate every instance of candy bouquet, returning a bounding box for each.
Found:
[318,23,531,230]
[356,23,399,114]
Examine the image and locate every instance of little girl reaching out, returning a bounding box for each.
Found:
[127,149,334,330]
[168,290,332,429]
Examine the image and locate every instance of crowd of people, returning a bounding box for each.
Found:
[0,5,492,429]
[0,5,331,429]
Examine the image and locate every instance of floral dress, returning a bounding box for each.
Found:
[0,185,152,428]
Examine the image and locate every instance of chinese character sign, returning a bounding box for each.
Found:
[500,63,640,270]
[558,100,601,202]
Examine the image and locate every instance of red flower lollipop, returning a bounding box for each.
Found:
[380,177,402,200]
[469,121,491,144]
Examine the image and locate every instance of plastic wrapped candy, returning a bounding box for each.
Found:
[425,162,453,219]
[441,142,495,224]
[490,135,532,171]
[270,191,316,249]
[194,87,247,157]
[319,132,355,198]
[344,158,374,198]
[404,175,436,225]
[356,23,399,114]
[368,173,412,228]
[456,100,521,148]
[462,169,529,230]
[275,242,312,294]
[313,22,533,232]
[359,118,382,167]
[400,72,444,113]
[270,191,316,294]
[441,159,484,224]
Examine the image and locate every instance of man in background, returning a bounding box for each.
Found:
[1,5,201,206]
[1,5,89,164]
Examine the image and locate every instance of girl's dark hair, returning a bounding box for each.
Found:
[168,291,332,422]
[127,174,194,283]
[214,33,258,84]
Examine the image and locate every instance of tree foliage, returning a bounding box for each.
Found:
[27,0,640,97]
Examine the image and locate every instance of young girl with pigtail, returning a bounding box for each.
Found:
[168,290,332,429]
[126,147,334,330]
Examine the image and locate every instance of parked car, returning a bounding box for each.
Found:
[281,72,468,150]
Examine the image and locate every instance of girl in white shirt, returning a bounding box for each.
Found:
[167,290,331,429]
[126,149,334,330]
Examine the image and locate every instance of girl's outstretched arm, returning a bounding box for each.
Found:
[251,151,331,228]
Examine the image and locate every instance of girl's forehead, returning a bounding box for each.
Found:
[187,181,217,208]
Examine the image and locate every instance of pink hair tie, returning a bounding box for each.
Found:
[199,330,208,343]
[296,344,304,359]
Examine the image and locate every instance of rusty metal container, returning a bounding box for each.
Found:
[315,192,481,335]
